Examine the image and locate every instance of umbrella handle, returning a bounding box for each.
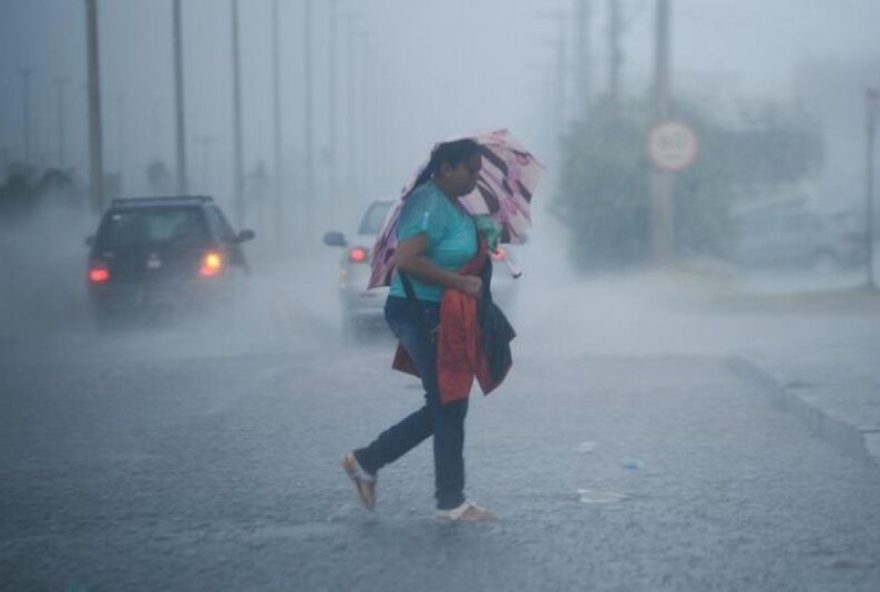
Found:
[500,250,523,279]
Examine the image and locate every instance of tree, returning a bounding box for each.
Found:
[553,97,823,270]
[0,164,81,222]
[554,98,652,270]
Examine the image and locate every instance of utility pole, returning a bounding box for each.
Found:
[271,0,284,251]
[608,0,622,109]
[54,77,68,168]
[18,68,33,167]
[303,0,315,246]
[866,88,879,289]
[650,0,674,264]
[231,0,245,227]
[574,0,592,122]
[173,0,188,194]
[85,0,104,212]
[653,0,671,121]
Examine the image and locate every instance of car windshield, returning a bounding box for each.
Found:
[357,201,394,235]
[95,206,209,249]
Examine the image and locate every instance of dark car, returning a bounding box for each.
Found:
[323,199,520,340]
[85,196,255,323]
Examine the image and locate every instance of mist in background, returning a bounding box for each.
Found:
[2,0,878,205]
[1,0,879,348]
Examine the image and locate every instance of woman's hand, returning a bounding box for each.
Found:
[456,275,483,298]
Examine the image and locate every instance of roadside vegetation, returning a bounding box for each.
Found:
[0,164,86,227]
[552,97,823,272]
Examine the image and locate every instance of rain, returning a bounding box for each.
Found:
[2,1,880,590]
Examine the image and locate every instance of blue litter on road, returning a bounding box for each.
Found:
[621,458,644,470]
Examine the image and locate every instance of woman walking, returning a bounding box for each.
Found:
[342,138,499,522]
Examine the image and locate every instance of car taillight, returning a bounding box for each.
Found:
[89,265,109,283]
[200,251,223,277]
[348,247,368,263]
[490,247,506,261]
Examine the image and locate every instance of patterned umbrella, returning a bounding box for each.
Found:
[368,129,543,289]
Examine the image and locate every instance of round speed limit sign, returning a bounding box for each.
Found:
[647,120,699,172]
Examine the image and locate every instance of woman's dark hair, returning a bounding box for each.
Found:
[410,138,481,191]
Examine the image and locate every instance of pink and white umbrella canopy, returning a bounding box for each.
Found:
[368,129,543,290]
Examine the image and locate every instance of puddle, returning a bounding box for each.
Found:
[576,441,597,453]
[575,489,628,505]
[827,557,872,569]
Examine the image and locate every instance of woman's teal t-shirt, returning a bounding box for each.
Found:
[388,181,477,303]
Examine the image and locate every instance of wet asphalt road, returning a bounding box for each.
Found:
[2,327,880,592]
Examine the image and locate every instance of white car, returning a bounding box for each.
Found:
[323,200,520,339]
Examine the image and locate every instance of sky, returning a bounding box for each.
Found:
[1,0,879,229]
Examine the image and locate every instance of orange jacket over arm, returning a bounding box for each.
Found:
[391,242,515,404]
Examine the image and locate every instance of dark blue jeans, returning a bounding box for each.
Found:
[354,295,469,510]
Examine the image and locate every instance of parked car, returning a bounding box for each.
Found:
[85,195,255,324]
[730,206,865,272]
[323,199,520,339]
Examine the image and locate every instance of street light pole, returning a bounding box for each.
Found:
[866,88,879,289]
[173,0,189,194]
[358,32,369,196]
[116,93,126,194]
[231,0,245,227]
[343,15,359,201]
[304,0,316,246]
[54,77,68,169]
[327,0,340,203]
[271,0,284,251]
[85,0,105,212]
[555,15,567,139]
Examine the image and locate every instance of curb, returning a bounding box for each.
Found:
[727,356,877,468]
